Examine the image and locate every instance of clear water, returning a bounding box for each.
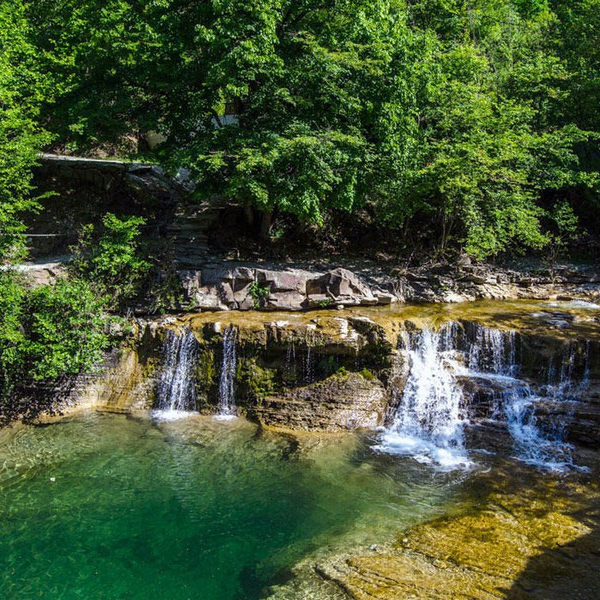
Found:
[0,413,462,600]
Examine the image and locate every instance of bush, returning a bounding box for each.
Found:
[70,212,150,308]
[0,272,119,401]
[22,278,116,380]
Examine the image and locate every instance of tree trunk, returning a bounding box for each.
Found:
[244,206,254,227]
[258,210,273,242]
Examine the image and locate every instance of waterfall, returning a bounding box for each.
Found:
[285,341,297,380]
[380,321,589,471]
[154,329,198,419]
[304,345,314,384]
[460,324,587,471]
[468,326,516,376]
[217,326,238,418]
[378,324,471,470]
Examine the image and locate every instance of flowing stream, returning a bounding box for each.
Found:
[1,302,599,598]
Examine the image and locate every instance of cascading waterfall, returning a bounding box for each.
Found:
[380,321,589,471]
[463,324,587,471]
[154,329,199,419]
[468,326,516,376]
[379,324,471,469]
[217,326,238,418]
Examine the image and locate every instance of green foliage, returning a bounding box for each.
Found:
[0,271,26,389]
[544,200,580,277]
[0,5,123,406]
[22,278,115,380]
[359,368,376,381]
[0,0,52,260]
[237,356,277,400]
[70,212,150,308]
[248,281,270,309]
[0,271,118,398]
[14,0,600,258]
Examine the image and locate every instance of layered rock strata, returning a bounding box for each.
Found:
[59,302,600,446]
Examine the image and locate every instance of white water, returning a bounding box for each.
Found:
[380,322,588,472]
[458,324,587,471]
[378,325,472,470]
[153,329,199,419]
[217,327,238,418]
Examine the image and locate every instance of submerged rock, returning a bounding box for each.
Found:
[276,464,600,600]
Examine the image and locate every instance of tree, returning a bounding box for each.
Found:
[0,0,52,260]
[23,0,600,257]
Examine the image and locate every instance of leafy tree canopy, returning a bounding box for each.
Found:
[13,0,600,257]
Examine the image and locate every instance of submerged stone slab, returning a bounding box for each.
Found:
[304,469,599,600]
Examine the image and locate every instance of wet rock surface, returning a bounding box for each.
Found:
[269,461,600,600]
[250,372,389,432]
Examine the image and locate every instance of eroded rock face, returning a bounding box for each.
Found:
[75,348,153,413]
[250,373,389,432]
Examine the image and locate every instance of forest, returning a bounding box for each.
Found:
[1,0,599,393]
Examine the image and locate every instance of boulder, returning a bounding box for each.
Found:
[256,268,312,293]
[308,267,375,298]
[265,291,306,311]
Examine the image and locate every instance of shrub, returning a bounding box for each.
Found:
[0,272,119,402]
[23,278,116,380]
[70,212,150,308]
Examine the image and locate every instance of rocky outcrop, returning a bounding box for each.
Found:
[28,154,188,258]
[36,154,192,198]
[311,482,596,599]
[180,265,396,311]
[250,372,389,431]
[177,261,600,312]
[75,348,155,413]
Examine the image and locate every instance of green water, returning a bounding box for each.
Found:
[0,413,464,599]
